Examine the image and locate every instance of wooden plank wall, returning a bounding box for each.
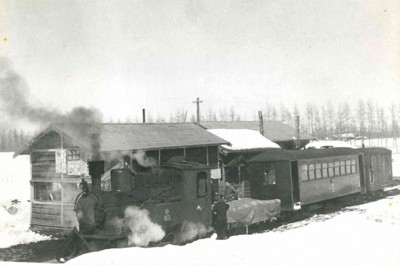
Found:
[32,151,61,180]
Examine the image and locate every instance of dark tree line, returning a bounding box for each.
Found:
[0,128,32,152]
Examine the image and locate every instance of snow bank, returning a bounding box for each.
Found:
[0,152,31,202]
[67,195,400,267]
[0,200,51,248]
[207,129,280,151]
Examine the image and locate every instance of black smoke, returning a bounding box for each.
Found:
[0,57,103,158]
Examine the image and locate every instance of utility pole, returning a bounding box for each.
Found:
[193,97,203,124]
[258,111,264,136]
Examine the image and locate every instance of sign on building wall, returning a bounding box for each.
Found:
[210,168,222,179]
[55,149,67,174]
[67,149,88,176]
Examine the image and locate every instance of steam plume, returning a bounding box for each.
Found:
[174,221,213,244]
[123,206,165,247]
[132,150,158,167]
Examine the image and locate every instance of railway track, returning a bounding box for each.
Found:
[1,184,399,263]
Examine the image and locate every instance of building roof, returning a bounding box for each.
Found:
[207,129,280,153]
[199,121,312,142]
[14,123,229,157]
[249,147,360,163]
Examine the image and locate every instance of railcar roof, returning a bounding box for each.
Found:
[249,148,360,163]
[356,147,392,154]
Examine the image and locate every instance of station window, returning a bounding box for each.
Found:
[33,182,62,202]
[315,163,322,179]
[322,163,328,178]
[197,172,208,198]
[351,159,357,173]
[301,164,308,182]
[340,161,346,175]
[334,161,340,176]
[308,164,315,180]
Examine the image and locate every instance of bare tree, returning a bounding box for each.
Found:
[326,101,335,138]
[218,108,228,121]
[228,106,236,121]
[205,107,217,121]
[357,100,366,136]
[366,100,375,138]
[390,104,399,137]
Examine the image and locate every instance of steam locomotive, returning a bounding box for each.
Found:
[57,160,215,261]
[57,147,394,262]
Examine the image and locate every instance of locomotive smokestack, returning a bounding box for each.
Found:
[88,160,105,194]
[142,109,146,123]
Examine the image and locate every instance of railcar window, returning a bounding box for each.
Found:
[334,161,340,176]
[308,164,315,180]
[328,162,334,177]
[351,159,357,173]
[322,163,328,178]
[315,163,322,179]
[197,172,208,198]
[33,182,62,202]
[346,160,351,174]
[301,164,308,182]
[340,161,346,175]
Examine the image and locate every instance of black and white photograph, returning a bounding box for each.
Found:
[0,1,399,266]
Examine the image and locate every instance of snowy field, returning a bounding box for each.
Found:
[0,139,399,266]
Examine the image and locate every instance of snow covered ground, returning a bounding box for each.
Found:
[65,193,400,267]
[0,139,400,266]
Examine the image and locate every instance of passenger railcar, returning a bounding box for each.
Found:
[248,147,394,211]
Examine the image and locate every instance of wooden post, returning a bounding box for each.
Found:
[258,111,264,136]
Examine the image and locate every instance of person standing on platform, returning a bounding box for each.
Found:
[212,196,230,240]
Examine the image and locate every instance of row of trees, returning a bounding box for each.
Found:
[2,100,397,152]
[0,129,32,152]
[115,100,399,140]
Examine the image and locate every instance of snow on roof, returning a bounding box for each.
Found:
[305,140,358,149]
[207,129,280,152]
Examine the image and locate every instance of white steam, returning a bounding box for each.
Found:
[132,150,158,167]
[123,206,165,247]
[175,221,213,244]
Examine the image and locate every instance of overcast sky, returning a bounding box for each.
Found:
[0,0,399,123]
